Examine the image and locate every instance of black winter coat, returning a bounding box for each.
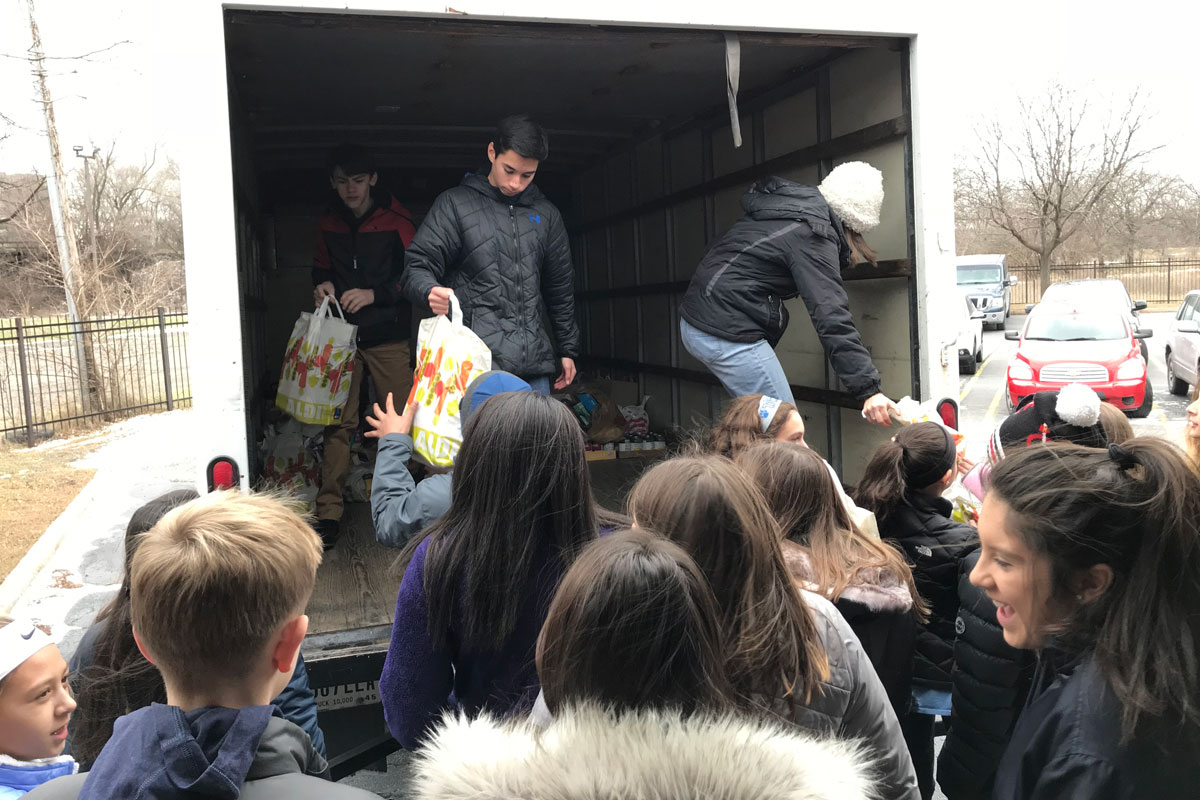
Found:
[782,543,917,715]
[936,549,1034,800]
[312,186,416,348]
[992,650,1199,799]
[400,173,580,379]
[878,493,978,692]
[679,176,882,402]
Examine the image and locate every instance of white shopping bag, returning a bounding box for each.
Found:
[275,296,358,426]
[407,294,491,467]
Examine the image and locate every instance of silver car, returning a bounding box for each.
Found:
[1166,290,1200,396]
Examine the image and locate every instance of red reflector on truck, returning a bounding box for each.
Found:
[207,457,241,492]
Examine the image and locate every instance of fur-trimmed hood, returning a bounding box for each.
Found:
[410,705,875,800]
[782,541,914,614]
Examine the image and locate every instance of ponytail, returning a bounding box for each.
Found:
[989,439,1200,742]
[854,422,955,524]
[852,440,907,523]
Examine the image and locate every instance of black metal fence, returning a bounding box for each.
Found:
[0,309,191,447]
[1009,260,1200,309]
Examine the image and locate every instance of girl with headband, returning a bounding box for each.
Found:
[0,617,77,797]
[854,421,978,800]
[709,393,880,539]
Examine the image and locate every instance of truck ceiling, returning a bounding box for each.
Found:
[224,10,899,174]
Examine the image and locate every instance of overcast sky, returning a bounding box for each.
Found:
[2,0,1197,185]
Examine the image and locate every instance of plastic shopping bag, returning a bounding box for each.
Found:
[260,418,325,507]
[407,294,491,467]
[276,297,358,426]
[619,396,651,435]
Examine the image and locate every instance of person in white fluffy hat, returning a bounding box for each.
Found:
[680,162,898,425]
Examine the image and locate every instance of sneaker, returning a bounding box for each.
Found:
[315,518,341,551]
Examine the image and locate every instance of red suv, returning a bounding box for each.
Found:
[1005,306,1153,417]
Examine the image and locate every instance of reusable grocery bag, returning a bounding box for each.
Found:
[275,296,358,426]
[260,418,325,507]
[407,294,491,467]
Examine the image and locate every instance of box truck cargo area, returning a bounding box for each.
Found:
[178,3,955,775]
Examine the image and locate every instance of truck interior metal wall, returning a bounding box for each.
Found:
[570,46,913,481]
[222,10,914,481]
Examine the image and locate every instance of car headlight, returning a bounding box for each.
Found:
[988,297,1005,309]
[1009,360,1034,380]
[1116,358,1145,380]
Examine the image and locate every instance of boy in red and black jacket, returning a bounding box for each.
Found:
[312,143,416,548]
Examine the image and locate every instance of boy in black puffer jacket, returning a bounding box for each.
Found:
[400,115,580,395]
[854,422,978,800]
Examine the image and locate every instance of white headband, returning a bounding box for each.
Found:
[0,619,54,682]
[757,395,783,433]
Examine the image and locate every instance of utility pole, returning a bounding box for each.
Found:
[73,145,100,278]
[25,0,91,413]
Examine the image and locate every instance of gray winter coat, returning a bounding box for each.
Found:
[25,717,379,800]
[371,434,452,547]
[784,590,920,800]
[370,370,531,547]
[400,173,580,379]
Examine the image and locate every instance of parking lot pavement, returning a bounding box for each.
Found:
[956,312,1187,459]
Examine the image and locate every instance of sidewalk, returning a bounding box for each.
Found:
[0,410,197,659]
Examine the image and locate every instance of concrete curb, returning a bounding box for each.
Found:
[0,471,101,615]
[0,411,197,649]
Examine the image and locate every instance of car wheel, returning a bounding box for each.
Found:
[1166,350,1189,396]
[1129,379,1154,418]
[1139,340,1149,361]
[975,340,984,364]
[960,352,976,375]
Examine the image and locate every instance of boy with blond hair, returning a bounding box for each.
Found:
[30,492,380,800]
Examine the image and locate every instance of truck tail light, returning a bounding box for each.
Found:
[935,398,959,430]
[207,457,241,492]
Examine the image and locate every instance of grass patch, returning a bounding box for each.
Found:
[0,438,101,583]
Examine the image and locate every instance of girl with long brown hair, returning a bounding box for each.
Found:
[627,455,918,800]
[536,529,734,716]
[738,441,925,711]
[976,439,1200,797]
[379,391,598,750]
[407,530,876,800]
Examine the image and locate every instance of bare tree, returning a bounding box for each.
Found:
[1097,170,1188,261]
[961,84,1159,286]
[9,149,184,318]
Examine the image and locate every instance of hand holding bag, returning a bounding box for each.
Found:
[407,294,492,466]
[275,296,358,426]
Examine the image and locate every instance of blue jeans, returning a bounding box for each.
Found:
[526,376,551,396]
[679,318,794,404]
